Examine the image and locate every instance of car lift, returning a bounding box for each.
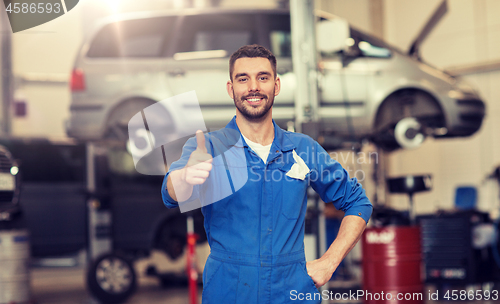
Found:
[290,1,329,303]
[86,142,138,303]
[87,142,113,261]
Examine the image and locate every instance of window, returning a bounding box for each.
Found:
[174,14,256,56]
[270,31,291,57]
[268,13,291,57]
[194,31,251,53]
[87,16,177,58]
[358,41,391,58]
[351,30,392,59]
[122,35,164,57]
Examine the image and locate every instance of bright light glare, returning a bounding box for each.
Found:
[359,41,371,50]
[102,0,121,13]
[10,166,19,176]
[345,38,355,47]
[105,0,120,7]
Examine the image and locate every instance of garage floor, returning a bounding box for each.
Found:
[31,266,200,304]
[30,265,499,304]
[28,248,208,304]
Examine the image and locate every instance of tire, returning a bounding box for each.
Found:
[373,90,444,151]
[104,98,175,142]
[373,116,427,151]
[104,99,155,141]
[156,216,187,261]
[155,211,207,261]
[87,253,137,304]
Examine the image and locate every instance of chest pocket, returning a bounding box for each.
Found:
[278,164,310,220]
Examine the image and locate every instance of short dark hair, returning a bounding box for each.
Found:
[229,44,277,80]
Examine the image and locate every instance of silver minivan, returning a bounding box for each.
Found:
[67,8,485,151]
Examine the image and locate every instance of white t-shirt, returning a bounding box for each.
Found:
[242,134,272,164]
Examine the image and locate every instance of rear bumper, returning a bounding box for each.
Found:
[445,98,485,137]
[66,105,106,140]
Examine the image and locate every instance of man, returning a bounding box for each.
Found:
[162,44,372,303]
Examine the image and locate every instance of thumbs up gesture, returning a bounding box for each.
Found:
[184,130,213,185]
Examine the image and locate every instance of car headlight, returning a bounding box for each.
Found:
[10,166,19,176]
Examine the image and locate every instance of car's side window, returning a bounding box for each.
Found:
[358,40,391,58]
[87,16,177,58]
[173,14,256,58]
[270,31,291,58]
[194,31,251,53]
[351,31,392,59]
[268,14,291,58]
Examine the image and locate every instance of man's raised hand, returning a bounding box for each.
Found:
[183,130,213,185]
[166,130,212,202]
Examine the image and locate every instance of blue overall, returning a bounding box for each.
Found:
[162,117,372,303]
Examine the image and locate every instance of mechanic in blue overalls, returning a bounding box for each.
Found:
[162,45,372,304]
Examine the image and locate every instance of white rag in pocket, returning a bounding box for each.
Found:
[285,150,310,180]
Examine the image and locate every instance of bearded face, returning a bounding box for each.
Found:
[227,57,280,123]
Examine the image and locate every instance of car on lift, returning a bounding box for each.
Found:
[66,5,485,151]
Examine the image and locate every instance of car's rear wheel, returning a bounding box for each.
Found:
[104,98,175,141]
[104,98,178,174]
[372,89,445,151]
[104,99,157,141]
[87,253,137,303]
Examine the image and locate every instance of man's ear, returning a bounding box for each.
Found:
[274,77,281,96]
[227,80,234,99]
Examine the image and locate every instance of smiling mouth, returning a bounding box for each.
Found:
[244,95,266,105]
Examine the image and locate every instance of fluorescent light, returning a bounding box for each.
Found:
[174,50,228,61]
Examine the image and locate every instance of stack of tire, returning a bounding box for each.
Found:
[0,230,30,303]
[0,145,30,303]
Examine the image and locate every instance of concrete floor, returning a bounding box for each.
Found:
[25,246,209,304]
[31,266,200,304]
